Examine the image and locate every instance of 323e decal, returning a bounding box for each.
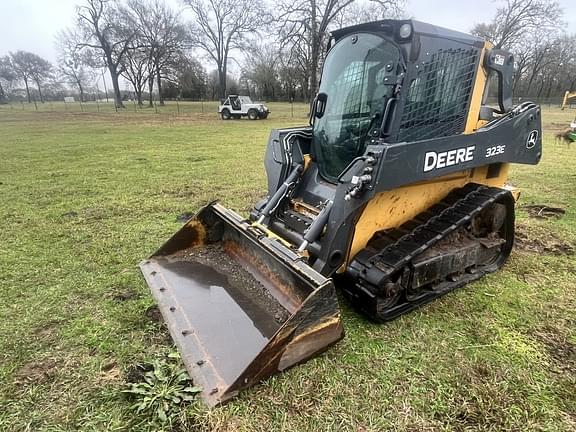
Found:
[485,145,506,157]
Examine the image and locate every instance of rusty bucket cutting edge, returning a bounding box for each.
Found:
[139,202,344,407]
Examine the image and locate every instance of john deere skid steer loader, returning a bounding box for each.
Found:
[140,20,542,406]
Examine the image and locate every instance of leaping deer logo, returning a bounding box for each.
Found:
[526,130,538,149]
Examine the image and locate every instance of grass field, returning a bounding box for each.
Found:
[0,102,575,431]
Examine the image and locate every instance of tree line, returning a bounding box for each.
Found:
[0,0,574,107]
[472,0,576,100]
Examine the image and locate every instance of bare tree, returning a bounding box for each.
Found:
[242,44,281,100]
[277,0,404,100]
[0,56,17,103]
[127,0,189,105]
[206,69,219,100]
[560,36,576,93]
[534,35,576,98]
[75,0,136,108]
[9,52,33,103]
[160,54,207,99]
[120,44,151,105]
[56,29,96,102]
[471,0,563,49]
[470,0,576,102]
[177,57,207,99]
[146,66,155,106]
[182,0,271,99]
[9,51,53,103]
[277,50,307,100]
[334,0,404,27]
[521,36,557,96]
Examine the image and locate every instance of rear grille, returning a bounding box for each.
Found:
[397,48,479,142]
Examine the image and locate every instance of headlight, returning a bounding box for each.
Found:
[398,23,412,39]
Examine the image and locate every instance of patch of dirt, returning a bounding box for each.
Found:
[142,307,172,345]
[550,122,576,132]
[13,358,59,385]
[533,328,576,374]
[98,360,122,383]
[108,286,140,301]
[515,225,574,255]
[520,204,566,219]
[61,211,78,218]
[159,181,206,198]
[32,320,61,340]
[175,244,290,324]
[145,305,163,322]
[186,156,210,163]
[81,207,108,221]
[148,329,173,346]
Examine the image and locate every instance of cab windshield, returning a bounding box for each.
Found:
[313,33,403,182]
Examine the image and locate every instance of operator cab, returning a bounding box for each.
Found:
[259,20,517,264]
[310,20,494,184]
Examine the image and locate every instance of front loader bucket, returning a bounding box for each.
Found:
[139,203,344,406]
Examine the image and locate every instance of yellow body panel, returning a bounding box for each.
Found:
[561,91,576,110]
[343,42,513,270]
[345,165,510,268]
[463,43,490,134]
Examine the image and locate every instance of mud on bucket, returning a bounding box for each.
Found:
[139,202,344,406]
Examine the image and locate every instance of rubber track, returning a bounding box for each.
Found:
[344,183,514,321]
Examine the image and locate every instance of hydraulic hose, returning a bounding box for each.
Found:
[257,164,303,224]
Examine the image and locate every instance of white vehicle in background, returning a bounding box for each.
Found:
[218,95,270,120]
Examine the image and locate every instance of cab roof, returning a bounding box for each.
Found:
[330,19,484,47]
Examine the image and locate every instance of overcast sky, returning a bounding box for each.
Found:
[0,0,574,71]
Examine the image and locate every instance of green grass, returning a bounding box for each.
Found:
[0,103,574,431]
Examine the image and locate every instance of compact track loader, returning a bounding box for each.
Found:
[140,20,542,406]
